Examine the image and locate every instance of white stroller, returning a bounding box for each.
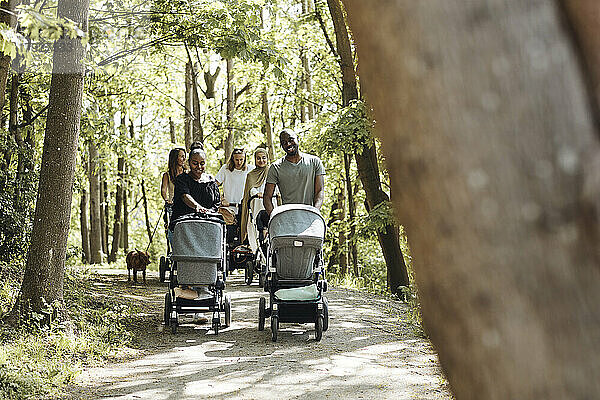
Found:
[258,204,329,342]
[164,213,231,334]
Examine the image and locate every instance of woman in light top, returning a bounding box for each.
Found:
[215,147,253,224]
[239,147,277,251]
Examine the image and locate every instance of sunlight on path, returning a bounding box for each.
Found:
[65,271,451,400]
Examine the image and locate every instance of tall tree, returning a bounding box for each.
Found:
[15,0,89,318]
[224,58,235,162]
[88,142,102,263]
[0,0,17,117]
[327,0,409,293]
[79,188,90,263]
[343,0,600,398]
[184,62,193,151]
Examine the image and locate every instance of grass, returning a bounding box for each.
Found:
[0,265,139,400]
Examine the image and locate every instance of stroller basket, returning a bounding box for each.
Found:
[172,218,224,285]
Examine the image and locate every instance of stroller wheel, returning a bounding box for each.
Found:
[315,315,323,342]
[258,271,264,288]
[163,293,171,326]
[224,295,232,328]
[245,261,253,285]
[323,297,329,332]
[159,256,167,282]
[271,316,278,342]
[171,316,178,334]
[258,297,266,331]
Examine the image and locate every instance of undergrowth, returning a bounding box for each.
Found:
[0,265,138,400]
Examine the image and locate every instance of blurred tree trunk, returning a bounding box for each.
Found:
[327,0,409,293]
[88,142,102,263]
[14,0,89,320]
[80,188,90,263]
[184,62,193,151]
[343,0,600,398]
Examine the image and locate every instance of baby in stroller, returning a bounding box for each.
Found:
[258,204,329,342]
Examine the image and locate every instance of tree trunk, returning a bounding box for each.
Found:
[141,178,152,243]
[108,157,124,263]
[560,0,600,130]
[9,72,21,183]
[301,48,314,120]
[88,142,102,263]
[15,0,89,320]
[261,85,275,161]
[224,58,235,163]
[343,153,358,275]
[122,185,128,252]
[169,116,176,144]
[327,0,409,293]
[184,62,193,151]
[0,0,17,117]
[80,188,90,263]
[100,173,108,254]
[191,63,204,143]
[343,0,600,398]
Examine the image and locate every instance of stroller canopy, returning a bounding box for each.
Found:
[269,204,325,240]
[171,217,224,262]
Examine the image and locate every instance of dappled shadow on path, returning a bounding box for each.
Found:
[63,269,450,400]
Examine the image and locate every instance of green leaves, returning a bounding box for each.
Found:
[319,99,374,156]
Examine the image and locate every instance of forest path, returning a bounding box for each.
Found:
[61,269,451,400]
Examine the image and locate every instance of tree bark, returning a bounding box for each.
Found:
[122,184,128,253]
[88,142,102,263]
[327,0,409,293]
[16,0,89,319]
[184,62,193,151]
[80,188,90,263]
[301,48,314,120]
[343,0,600,398]
[560,0,600,131]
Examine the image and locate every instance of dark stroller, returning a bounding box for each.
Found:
[222,203,254,275]
[258,205,329,342]
[159,203,173,282]
[163,212,231,334]
[244,194,268,287]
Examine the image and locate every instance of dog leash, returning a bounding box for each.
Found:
[146,207,165,253]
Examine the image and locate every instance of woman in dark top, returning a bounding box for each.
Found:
[170,148,220,230]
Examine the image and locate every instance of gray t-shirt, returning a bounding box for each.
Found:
[266,152,325,206]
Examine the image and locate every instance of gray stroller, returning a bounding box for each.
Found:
[258,204,329,342]
[163,213,231,334]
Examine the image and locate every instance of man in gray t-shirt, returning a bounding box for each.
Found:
[264,129,325,216]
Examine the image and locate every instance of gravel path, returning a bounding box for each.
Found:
[61,269,452,400]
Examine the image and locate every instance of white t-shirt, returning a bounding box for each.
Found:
[215,164,254,205]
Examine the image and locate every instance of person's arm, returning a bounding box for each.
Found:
[182,194,208,213]
[161,173,171,203]
[263,182,276,216]
[313,174,325,210]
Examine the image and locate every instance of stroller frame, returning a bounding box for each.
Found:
[163,212,231,334]
[258,204,329,342]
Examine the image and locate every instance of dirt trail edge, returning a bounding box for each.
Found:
[61,269,452,400]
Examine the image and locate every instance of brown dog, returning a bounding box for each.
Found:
[126,250,150,283]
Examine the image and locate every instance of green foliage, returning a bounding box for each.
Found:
[0,267,138,399]
[319,99,374,156]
